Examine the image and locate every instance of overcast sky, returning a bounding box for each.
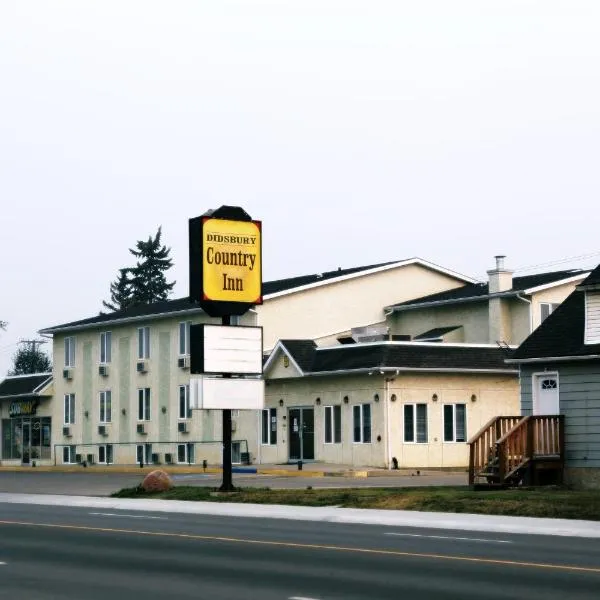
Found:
[1,1,600,375]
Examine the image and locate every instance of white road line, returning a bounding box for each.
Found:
[89,512,167,520]
[289,597,321,600]
[384,532,512,544]
[0,562,6,566]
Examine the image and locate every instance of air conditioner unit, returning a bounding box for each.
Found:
[231,420,237,433]
[178,356,190,369]
[165,453,173,464]
[98,425,107,436]
[99,365,108,377]
[75,453,82,464]
[63,369,72,380]
[178,421,188,433]
[151,453,160,464]
[351,325,390,343]
[136,361,147,373]
[87,454,95,465]
[136,423,146,435]
[62,426,71,437]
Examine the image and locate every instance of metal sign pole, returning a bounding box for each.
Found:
[219,314,234,492]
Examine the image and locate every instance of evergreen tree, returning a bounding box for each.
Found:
[9,343,52,375]
[102,268,134,312]
[129,226,176,305]
[102,227,175,312]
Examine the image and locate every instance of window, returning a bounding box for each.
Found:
[179,385,190,419]
[136,443,152,465]
[353,404,371,443]
[444,404,467,442]
[138,388,151,421]
[404,404,428,443]
[541,378,557,390]
[64,394,75,425]
[540,303,560,323]
[179,321,191,356]
[98,444,113,464]
[62,446,76,464]
[324,405,342,444]
[99,390,112,423]
[100,331,112,364]
[261,408,277,445]
[177,443,195,464]
[64,337,75,367]
[138,327,150,359]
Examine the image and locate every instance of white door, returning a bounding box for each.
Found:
[534,375,559,415]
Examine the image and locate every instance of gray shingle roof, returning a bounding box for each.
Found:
[0,374,52,399]
[275,341,514,374]
[389,269,587,311]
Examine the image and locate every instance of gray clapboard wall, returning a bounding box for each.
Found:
[521,361,600,468]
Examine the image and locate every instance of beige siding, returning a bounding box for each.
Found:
[585,292,600,344]
[390,302,488,343]
[258,264,465,350]
[508,298,531,346]
[531,281,583,331]
[261,371,519,468]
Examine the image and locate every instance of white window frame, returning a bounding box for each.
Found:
[137,327,150,360]
[64,393,75,425]
[261,408,277,445]
[540,302,560,323]
[179,321,191,356]
[177,443,195,464]
[353,404,372,444]
[138,388,151,421]
[324,405,342,444]
[136,443,152,465]
[403,403,428,444]
[100,331,112,364]
[98,444,113,465]
[443,403,467,443]
[62,445,76,464]
[64,336,76,367]
[178,384,190,420]
[99,390,112,423]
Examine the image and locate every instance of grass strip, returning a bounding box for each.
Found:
[111,485,600,520]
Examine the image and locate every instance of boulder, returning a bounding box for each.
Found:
[141,469,173,493]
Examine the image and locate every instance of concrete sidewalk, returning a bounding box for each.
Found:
[1,491,599,539]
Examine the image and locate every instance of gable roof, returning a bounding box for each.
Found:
[577,263,600,290]
[266,340,516,376]
[0,373,53,400]
[41,257,475,334]
[508,289,600,363]
[387,269,589,312]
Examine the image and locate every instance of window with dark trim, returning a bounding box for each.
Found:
[443,404,466,442]
[324,405,342,444]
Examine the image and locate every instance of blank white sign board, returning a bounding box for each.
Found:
[190,376,264,410]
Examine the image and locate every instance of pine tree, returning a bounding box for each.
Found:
[9,343,52,375]
[103,268,134,312]
[129,227,176,305]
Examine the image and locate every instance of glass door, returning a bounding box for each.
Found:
[21,421,31,464]
[288,408,315,461]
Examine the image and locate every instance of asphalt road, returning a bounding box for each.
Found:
[0,501,598,599]
[0,471,466,496]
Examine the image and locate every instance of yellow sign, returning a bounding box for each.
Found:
[202,218,262,304]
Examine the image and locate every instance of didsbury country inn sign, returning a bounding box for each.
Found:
[189,205,262,317]
[9,400,39,417]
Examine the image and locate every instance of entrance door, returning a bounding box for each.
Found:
[21,422,31,464]
[535,375,559,415]
[231,442,241,465]
[288,408,314,461]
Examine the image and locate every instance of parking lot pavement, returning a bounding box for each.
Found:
[0,470,467,496]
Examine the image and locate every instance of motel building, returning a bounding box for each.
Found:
[0,374,53,465]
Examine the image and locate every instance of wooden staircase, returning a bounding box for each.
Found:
[468,415,565,488]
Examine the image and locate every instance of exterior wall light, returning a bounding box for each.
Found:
[471,394,477,402]
[161,406,167,414]
[279,399,284,407]
[315,397,321,405]
[121,408,127,416]
[374,393,380,402]
[432,393,438,402]
[390,394,397,402]
[343,395,349,404]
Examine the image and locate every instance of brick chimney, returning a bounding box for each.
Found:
[487,255,514,344]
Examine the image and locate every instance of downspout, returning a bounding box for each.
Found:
[257,410,262,465]
[384,376,393,470]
